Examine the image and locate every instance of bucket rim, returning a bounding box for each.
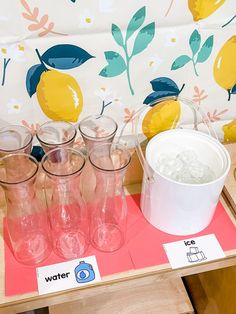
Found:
[145,129,231,187]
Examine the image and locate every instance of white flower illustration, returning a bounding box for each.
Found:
[95,87,123,115]
[95,87,113,102]
[148,54,163,72]
[7,99,22,114]
[79,10,94,28]
[0,43,25,61]
[164,32,178,47]
[1,43,25,86]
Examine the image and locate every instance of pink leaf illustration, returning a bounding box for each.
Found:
[39,15,49,27]
[123,108,135,123]
[21,120,39,135]
[206,108,228,122]
[21,0,67,37]
[28,23,41,31]
[124,108,130,115]
[22,12,35,20]
[20,0,31,14]
[32,7,39,18]
[39,22,54,37]
[218,109,228,115]
[192,86,208,104]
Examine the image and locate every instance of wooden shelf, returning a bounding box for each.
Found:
[223,143,236,216]
[1,145,236,313]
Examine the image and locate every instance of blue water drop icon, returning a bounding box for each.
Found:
[74,261,95,283]
[80,271,86,279]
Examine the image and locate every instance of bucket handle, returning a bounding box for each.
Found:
[117,96,218,182]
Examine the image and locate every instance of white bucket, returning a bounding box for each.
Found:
[141,129,231,235]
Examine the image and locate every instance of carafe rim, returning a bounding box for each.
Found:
[0,124,33,153]
[78,114,118,141]
[0,153,38,185]
[36,121,77,147]
[41,147,85,177]
[89,142,131,172]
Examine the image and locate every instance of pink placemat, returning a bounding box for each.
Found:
[4,194,236,296]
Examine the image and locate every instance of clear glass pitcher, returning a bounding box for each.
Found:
[89,143,131,252]
[0,153,52,265]
[41,147,89,260]
[78,115,118,203]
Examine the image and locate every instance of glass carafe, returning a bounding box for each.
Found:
[36,120,77,190]
[0,125,33,157]
[41,147,89,260]
[78,115,118,203]
[89,143,131,252]
[0,153,52,265]
[36,121,77,153]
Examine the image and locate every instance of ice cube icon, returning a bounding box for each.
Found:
[187,247,206,262]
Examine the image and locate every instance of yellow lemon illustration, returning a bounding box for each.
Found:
[142,99,180,139]
[223,120,236,143]
[213,36,236,97]
[36,69,83,122]
[188,0,225,21]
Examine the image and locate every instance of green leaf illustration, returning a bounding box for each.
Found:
[171,55,191,70]
[112,24,124,47]
[99,51,127,77]
[41,44,94,69]
[26,64,45,97]
[196,35,214,63]
[189,29,201,56]
[144,76,185,105]
[131,22,155,57]
[144,91,178,105]
[126,6,145,41]
[150,77,180,94]
[231,84,236,94]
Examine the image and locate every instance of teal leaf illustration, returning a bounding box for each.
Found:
[189,29,201,56]
[126,6,146,41]
[231,84,236,94]
[196,35,213,63]
[171,55,191,70]
[26,64,45,97]
[150,77,179,94]
[41,44,94,69]
[99,51,127,77]
[112,24,124,47]
[131,22,155,57]
[143,91,177,105]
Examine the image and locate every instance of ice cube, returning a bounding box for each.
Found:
[177,150,197,163]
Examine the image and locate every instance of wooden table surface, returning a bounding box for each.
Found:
[0,143,236,313]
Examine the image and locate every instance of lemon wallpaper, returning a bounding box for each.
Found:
[0,0,236,143]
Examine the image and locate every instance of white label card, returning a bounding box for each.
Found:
[37,255,101,295]
[163,234,225,269]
